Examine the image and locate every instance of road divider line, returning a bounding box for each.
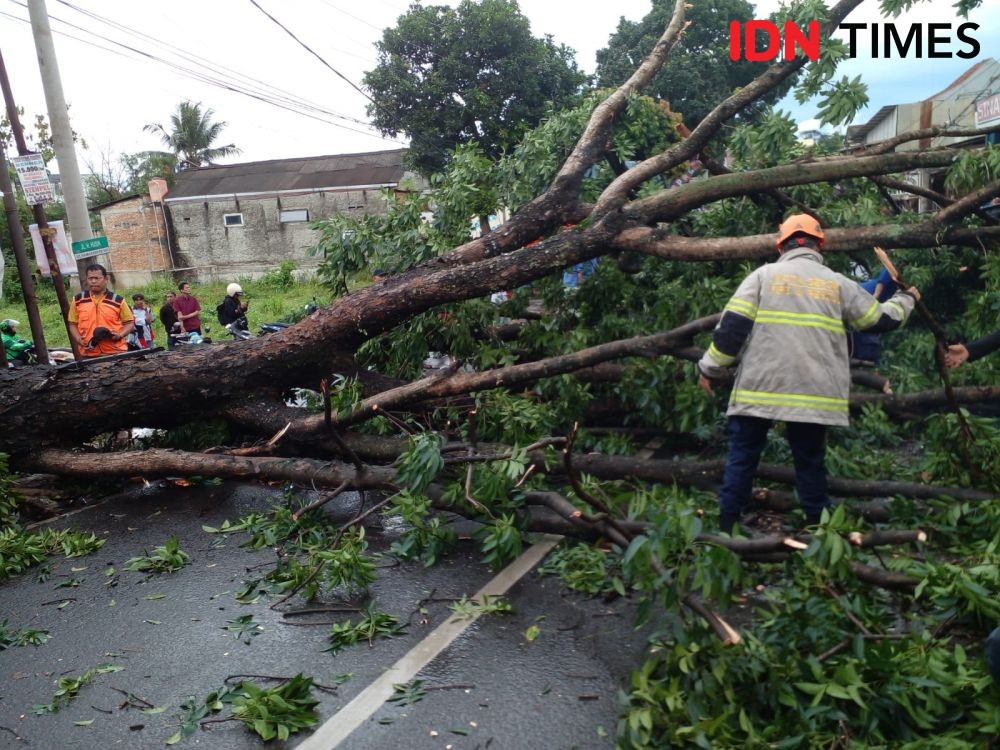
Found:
[295,534,563,750]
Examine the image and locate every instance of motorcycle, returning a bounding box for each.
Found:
[223,299,319,341]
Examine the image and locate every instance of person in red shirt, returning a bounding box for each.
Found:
[173,282,202,335]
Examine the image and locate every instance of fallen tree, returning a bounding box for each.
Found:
[4,1,999,747]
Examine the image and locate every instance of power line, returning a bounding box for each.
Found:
[2,1,400,144]
[248,0,373,102]
[49,0,373,126]
[317,0,383,32]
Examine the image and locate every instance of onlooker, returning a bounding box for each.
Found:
[1,319,34,364]
[850,264,898,365]
[67,264,135,358]
[173,282,202,335]
[159,291,178,350]
[698,215,919,533]
[131,293,154,349]
[562,258,598,289]
[944,330,1000,368]
[217,283,249,330]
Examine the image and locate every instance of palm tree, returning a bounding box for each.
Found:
[144,101,241,169]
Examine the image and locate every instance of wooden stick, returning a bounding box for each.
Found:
[874,247,976,467]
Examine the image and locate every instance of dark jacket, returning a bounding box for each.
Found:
[967,330,1000,362]
[159,302,177,332]
[217,295,247,329]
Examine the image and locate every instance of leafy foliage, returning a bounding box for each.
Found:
[33,664,124,715]
[166,676,319,744]
[0,619,50,649]
[363,0,586,175]
[448,594,514,620]
[595,0,782,126]
[326,608,405,655]
[143,100,240,168]
[124,535,191,574]
[212,490,377,603]
[0,526,105,583]
[230,675,320,741]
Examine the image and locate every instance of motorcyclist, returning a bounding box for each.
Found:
[0,319,34,364]
[217,283,249,331]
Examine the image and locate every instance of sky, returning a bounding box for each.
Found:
[0,0,998,174]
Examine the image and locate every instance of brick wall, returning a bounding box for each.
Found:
[97,196,172,286]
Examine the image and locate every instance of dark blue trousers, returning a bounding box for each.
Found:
[719,415,830,521]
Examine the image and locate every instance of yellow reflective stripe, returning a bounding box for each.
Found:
[754,310,845,334]
[724,298,758,318]
[885,301,904,318]
[732,390,848,412]
[707,342,736,366]
[850,301,880,329]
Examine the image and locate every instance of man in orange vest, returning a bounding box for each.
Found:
[68,264,135,357]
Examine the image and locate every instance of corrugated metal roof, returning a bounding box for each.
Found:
[165,149,410,200]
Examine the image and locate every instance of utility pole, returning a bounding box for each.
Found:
[0,47,82,363]
[26,0,93,280]
[0,144,50,363]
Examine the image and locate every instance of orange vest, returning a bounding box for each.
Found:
[73,291,128,357]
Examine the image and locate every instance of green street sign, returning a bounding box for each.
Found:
[71,236,109,259]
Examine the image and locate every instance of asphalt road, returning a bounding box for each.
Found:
[0,481,649,749]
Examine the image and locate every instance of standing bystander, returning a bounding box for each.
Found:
[159,291,178,350]
[173,282,202,336]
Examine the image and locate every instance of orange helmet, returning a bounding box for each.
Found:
[776,214,824,249]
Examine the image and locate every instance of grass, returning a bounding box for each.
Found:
[0,274,334,349]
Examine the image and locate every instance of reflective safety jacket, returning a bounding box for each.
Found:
[73,290,129,357]
[698,247,915,427]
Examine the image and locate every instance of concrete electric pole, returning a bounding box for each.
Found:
[26,0,93,272]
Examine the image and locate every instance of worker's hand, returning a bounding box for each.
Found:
[904,285,921,302]
[698,373,714,395]
[944,344,970,368]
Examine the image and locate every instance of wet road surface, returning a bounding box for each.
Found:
[0,481,649,749]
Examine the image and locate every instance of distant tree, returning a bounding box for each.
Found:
[144,101,240,169]
[364,0,587,175]
[595,0,786,127]
[84,150,177,207]
[123,151,178,191]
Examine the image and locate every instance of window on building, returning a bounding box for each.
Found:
[223,213,244,227]
[279,208,309,223]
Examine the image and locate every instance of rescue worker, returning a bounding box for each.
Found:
[698,215,920,533]
[68,263,134,358]
[944,330,1000,368]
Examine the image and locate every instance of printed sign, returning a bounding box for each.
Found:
[72,235,110,259]
[11,153,55,205]
[975,93,1000,128]
[29,220,78,277]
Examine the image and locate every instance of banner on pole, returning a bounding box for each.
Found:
[29,220,78,277]
[11,153,55,205]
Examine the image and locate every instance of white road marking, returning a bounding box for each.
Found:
[295,534,563,750]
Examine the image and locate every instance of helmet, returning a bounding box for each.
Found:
[89,326,114,347]
[776,214,825,249]
[0,319,19,333]
[227,283,243,297]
